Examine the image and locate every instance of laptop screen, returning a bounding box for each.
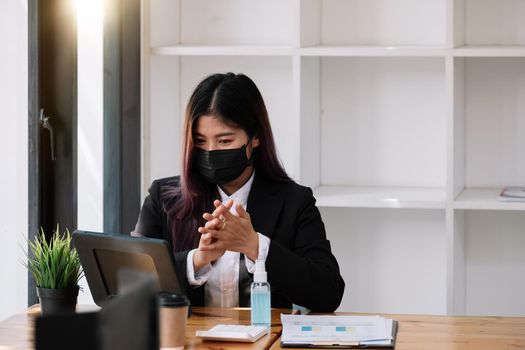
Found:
[72,230,184,306]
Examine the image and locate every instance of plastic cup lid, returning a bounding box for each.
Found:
[158,292,190,307]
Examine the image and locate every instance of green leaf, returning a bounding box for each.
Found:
[24,225,83,289]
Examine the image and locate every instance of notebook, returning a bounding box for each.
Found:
[280,315,398,349]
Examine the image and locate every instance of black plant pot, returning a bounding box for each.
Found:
[37,285,79,315]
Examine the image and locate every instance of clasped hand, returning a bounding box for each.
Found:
[192,199,259,272]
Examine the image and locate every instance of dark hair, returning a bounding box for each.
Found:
[164,73,291,252]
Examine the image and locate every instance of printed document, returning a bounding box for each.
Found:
[281,314,392,344]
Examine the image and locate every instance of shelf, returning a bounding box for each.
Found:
[152,45,525,58]
[144,0,525,317]
[454,46,525,57]
[151,45,525,58]
[151,45,295,56]
[300,46,447,57]
[454,188,525,211]
[151,45,448,57]
[313,186,445,209]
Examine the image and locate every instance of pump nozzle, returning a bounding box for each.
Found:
[254,259,267,282]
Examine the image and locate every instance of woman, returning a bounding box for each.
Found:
[133,73,344,312]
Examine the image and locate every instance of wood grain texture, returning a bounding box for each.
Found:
[271,312,525,350]
[0,306,285,350]
[1,307,525,350]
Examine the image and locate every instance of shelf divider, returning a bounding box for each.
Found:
[313,186,446,209]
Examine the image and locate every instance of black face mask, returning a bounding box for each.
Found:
[195,144,251,184]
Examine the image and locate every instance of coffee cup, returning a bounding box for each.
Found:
[158,292,190,350]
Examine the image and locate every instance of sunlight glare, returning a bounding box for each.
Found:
[74,0,104,37]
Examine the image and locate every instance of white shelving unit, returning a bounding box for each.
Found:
[142,0,525,316]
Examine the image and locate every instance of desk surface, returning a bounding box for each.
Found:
[272,312,525,350]
[1,306,525,350]
[0,305,284,350]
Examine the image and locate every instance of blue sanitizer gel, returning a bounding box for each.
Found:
[251,260,271,328]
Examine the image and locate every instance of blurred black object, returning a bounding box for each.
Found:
[35,271,158,350]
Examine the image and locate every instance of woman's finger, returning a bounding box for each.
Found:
[199,244,219,252]
[204,217,221,229]
[200,238,223,251]
[197,226,219,235]
[207,228,221,238]
[236,204,250,219]
[212,199,234,216]
[214,199,233,209]
[202,212,215,221]
[217,205,236,221]
[200,232,213,244]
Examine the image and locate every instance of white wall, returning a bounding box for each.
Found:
[0,0,28,321]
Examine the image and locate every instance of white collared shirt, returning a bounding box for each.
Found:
[186,171,271,307]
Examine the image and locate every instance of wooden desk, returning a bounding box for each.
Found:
[0,305,41,350]
[271,313,525,350]
[1,307,525,350]
[0,305,285,350]
[186,307,284,350]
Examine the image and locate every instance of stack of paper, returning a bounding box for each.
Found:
[280,314,397,348]
[498,187,525,202]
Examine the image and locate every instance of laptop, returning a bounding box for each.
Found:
[72,230,184,306]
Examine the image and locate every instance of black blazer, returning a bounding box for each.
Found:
[134,172,345,312]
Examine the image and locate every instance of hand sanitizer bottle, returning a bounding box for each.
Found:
[251,260,271,328]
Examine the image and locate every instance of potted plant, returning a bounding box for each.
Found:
[25,226,83,315]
